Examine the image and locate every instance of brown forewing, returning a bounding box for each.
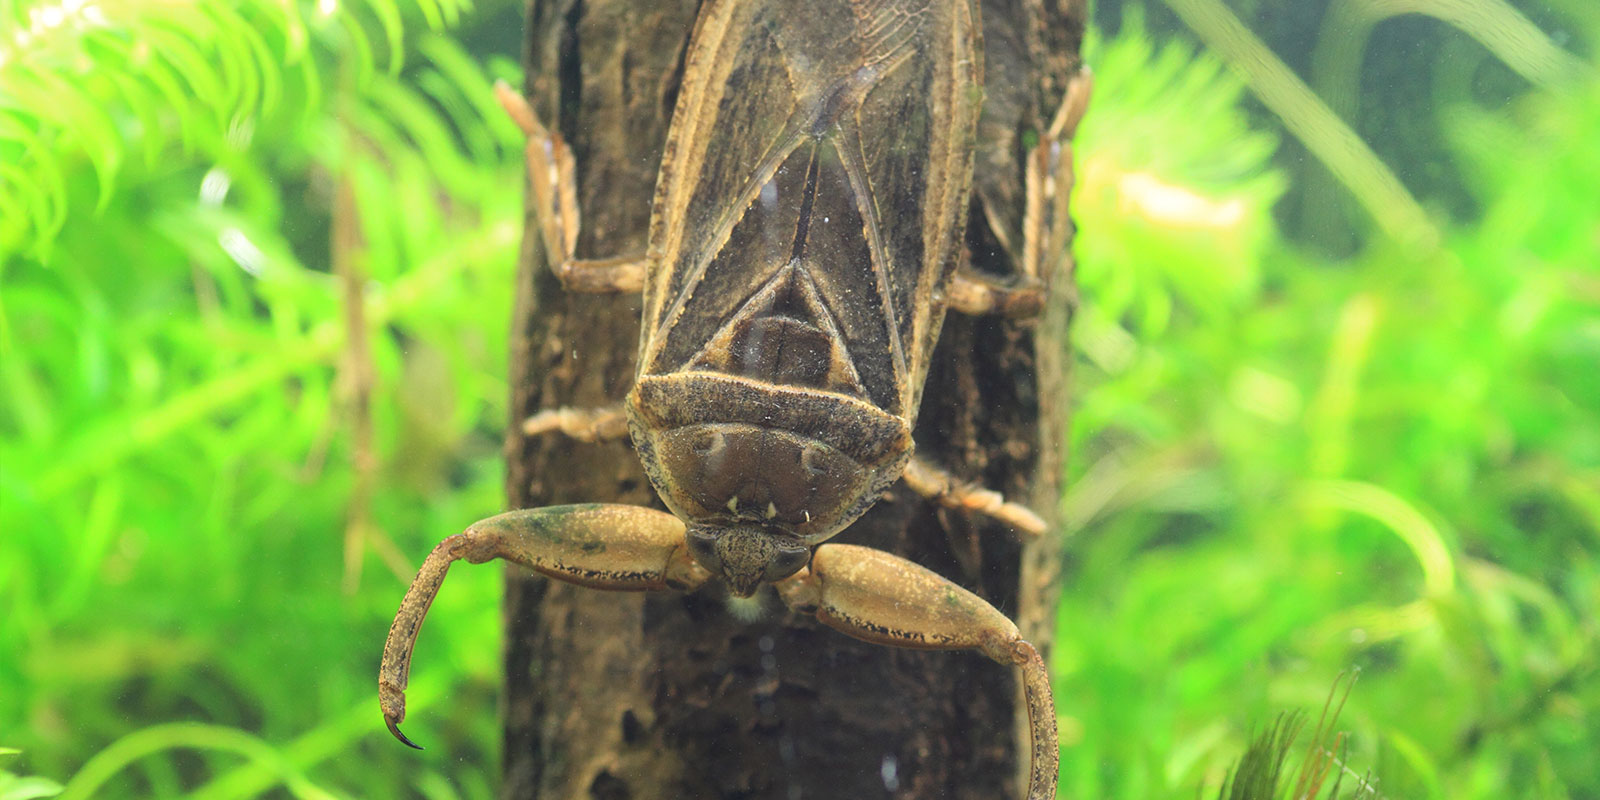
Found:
[638,0,982,424]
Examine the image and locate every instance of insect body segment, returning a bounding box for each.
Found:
[630,372,911,548]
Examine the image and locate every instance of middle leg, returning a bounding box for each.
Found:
[521,404,630,442]
[903,457,1047,536]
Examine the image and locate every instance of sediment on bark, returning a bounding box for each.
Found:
[502,1,1086,797]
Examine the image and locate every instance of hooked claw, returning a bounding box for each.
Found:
[381,532,468,753]
[380,673,422,749]
[386,717,424,750]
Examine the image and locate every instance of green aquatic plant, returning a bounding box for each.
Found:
[0,0,476,259]
[1214,673,1371,800]
[1059,7,1598,798]
[0,747,62,800]
[1299,0,1593,249]
[0,0,525,792]
[1071,18,1284,341]
[1159,0,1441,253]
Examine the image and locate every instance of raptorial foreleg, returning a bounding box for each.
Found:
[379,504,709,747]
[775,544,1059,800]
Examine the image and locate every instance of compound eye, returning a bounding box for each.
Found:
[762,543,811,583]
[686,527,722,573]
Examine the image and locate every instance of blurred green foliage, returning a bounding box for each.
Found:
[1061,8,1598,798]
[1,0,1595,798]
[3,1,521,796]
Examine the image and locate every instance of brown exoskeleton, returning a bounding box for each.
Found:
[379,0,1090,797]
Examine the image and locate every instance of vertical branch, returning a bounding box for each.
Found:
[333,164,379,595]
[321,99,423,589]
[331,95,412,591]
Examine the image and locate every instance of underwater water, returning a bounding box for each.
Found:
[1,0,1595,798]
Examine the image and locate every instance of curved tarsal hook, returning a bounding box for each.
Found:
[776,543,1059,800]
[379,505,706,748]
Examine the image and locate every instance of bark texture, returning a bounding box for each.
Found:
[502,1,1085,798]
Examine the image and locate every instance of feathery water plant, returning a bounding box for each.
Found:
[0,0,471,260]
[1,0,525,791]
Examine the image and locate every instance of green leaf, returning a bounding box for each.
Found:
[0,774,64,800]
